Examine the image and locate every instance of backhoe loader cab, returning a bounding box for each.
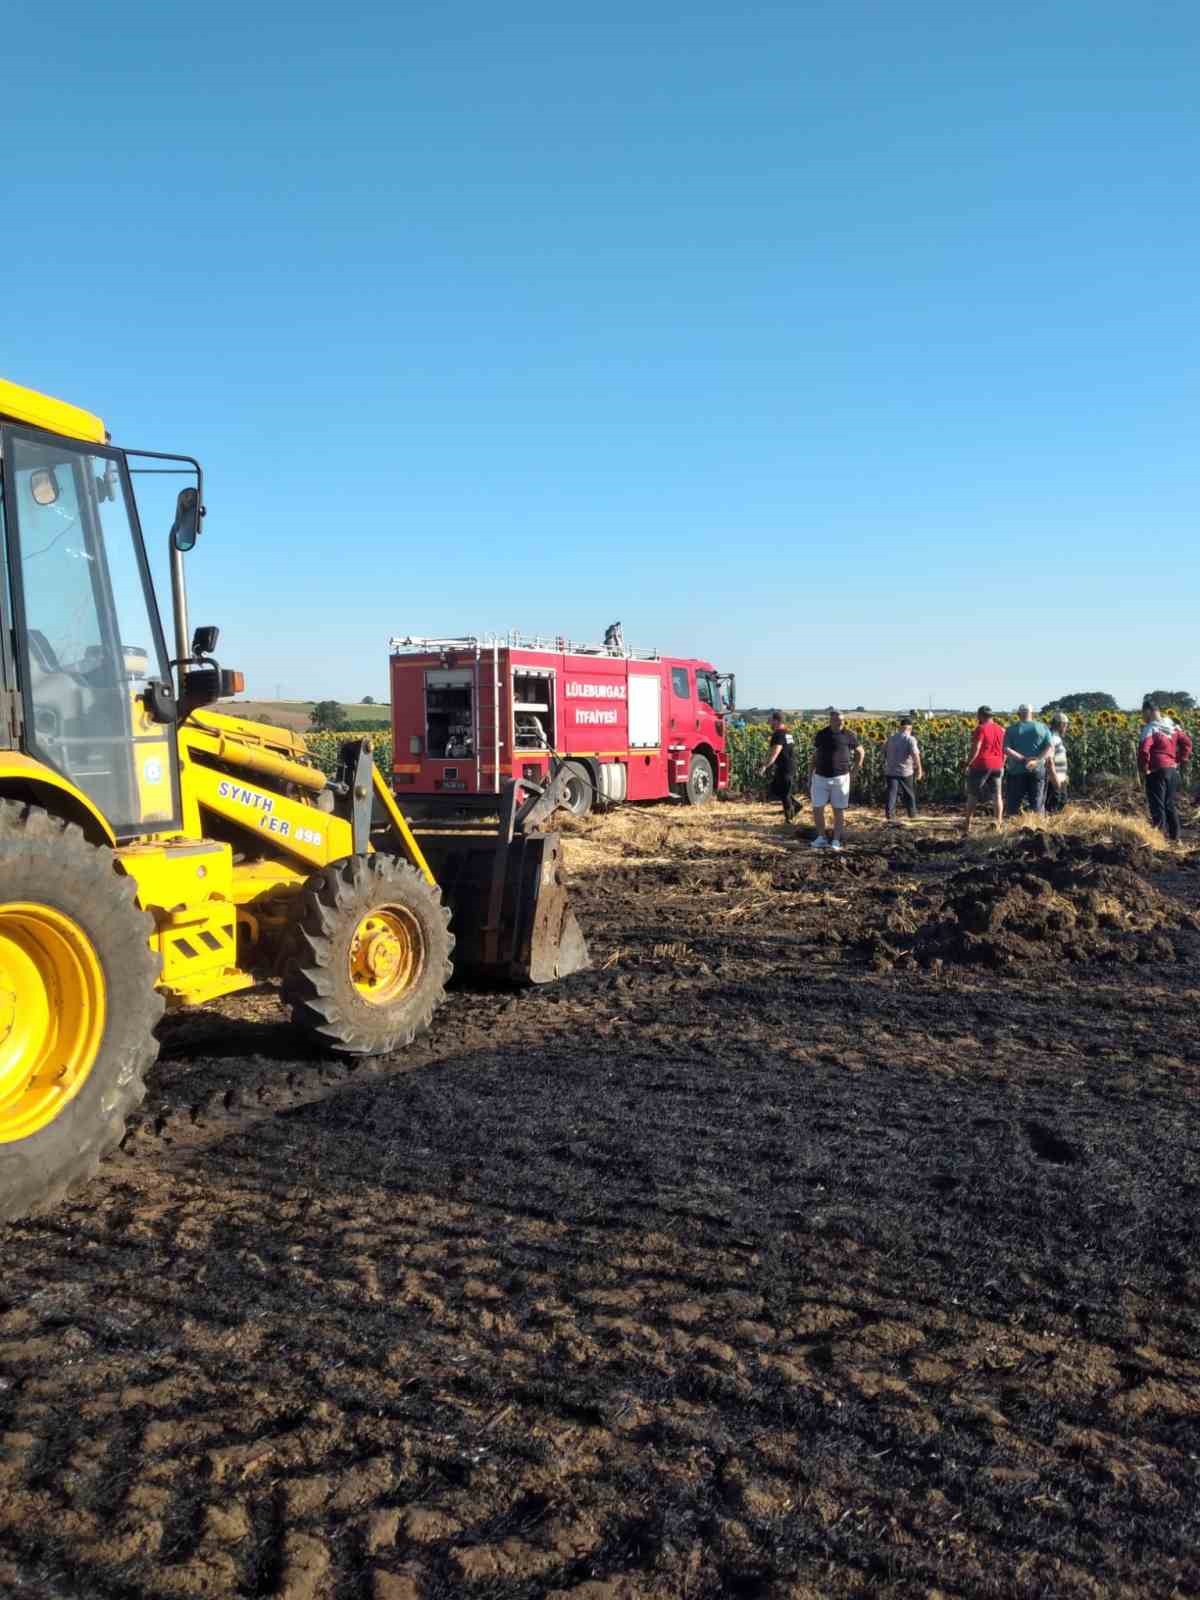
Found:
[0,378,587,1222]
[2,424,184,829]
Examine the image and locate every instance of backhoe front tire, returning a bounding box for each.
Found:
[0,802,161,1223]
[283,855,454,1057]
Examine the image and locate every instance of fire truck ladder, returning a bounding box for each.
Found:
[389,631,664,662]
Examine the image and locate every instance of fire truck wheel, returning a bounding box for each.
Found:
[683,754,716,806]
[283,855,454,1057]
[559,762,594,818]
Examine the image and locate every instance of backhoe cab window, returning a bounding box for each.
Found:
[8,435,175,831]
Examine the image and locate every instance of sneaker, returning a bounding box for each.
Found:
[810,835,828,850]
[830,840,844,852]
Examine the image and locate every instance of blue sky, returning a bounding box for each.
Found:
[5,0,1198,709]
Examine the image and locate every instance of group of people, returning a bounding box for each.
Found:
[761,707,862,850]
[761,701,1193,847]
[961,704,1070,834]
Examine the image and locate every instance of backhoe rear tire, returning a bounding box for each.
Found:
[283,855,454,1057]
[0,802,161,1222]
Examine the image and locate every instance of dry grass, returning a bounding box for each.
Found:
[1011,804,1175,854]
[560,795,1190,881]
[713,898,774,925]
[559,798,795,874]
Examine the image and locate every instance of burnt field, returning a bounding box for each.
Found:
[2,802,1199,1599]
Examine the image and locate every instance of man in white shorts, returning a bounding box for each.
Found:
[810,709,864,851]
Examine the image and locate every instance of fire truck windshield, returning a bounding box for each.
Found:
[698,671,729,711]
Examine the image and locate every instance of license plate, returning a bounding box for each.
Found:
[441,780,466,790]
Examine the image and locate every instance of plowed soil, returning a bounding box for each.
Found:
[2,803,1199,1600]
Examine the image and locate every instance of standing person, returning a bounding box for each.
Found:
[1045,712,1070,813]
[760,710,798,824]
[963,705,1005,834]
[810,708,864,852]
[882,715,924,823]
[1138,700,1193,843]
[1003,703,1053,816]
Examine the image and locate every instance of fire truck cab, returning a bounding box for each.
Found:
[390,632,735,817]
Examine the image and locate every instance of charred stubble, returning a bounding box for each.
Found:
[0,814,1198,1599]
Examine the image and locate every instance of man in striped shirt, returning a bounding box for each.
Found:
[1045,712,1070,813]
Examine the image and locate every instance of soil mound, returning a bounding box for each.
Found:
[1006,825,1158,875]
[772,852,891,888]
[872,834,1197,970]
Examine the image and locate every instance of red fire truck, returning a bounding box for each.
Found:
[389,632,736,817]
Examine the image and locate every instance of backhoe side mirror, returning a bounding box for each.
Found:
[171,487,203,552]
[192,625,220,657]
[143,679,178,725]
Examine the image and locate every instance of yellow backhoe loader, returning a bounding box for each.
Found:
[0,378,587,1221]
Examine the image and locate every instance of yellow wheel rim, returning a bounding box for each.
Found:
[348,906,423,1006]
[0,903,106,1144]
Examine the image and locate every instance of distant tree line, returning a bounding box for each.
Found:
[310,700,347,730]
[310,690,1195,733]
[1046,690,1194,714]
[1144,689,1195,710]
[1044,691,1118,713]
[308,699,390,731]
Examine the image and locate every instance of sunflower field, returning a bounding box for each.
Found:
[304,729,393,779]
[302,712,1198,809]
[724,710,1200,806]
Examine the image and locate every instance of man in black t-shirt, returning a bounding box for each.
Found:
[810,708,864,851]
[760,711,798,822]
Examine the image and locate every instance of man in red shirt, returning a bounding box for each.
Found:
[1138,700,1193,842]
[963,705,1005,835]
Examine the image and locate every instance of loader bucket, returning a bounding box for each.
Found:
[416,827,590,984]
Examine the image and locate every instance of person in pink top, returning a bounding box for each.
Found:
[963,705,1005,835]
[1138,699,1193,842]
